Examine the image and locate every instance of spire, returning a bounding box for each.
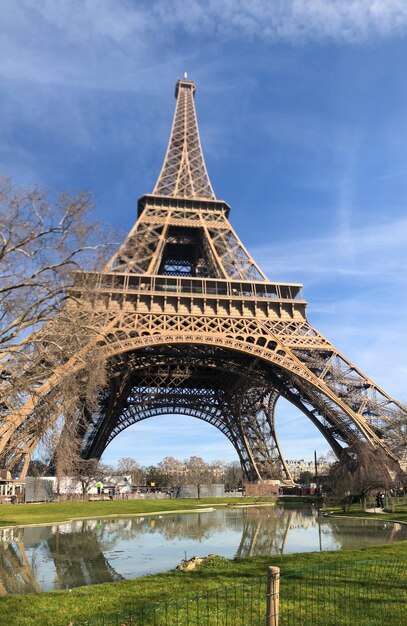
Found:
[153,77,216,200]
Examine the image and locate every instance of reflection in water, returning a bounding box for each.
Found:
[0,535,41,595]
[0,506,406,594]
[235,508,296,558]
[47,523,124,590]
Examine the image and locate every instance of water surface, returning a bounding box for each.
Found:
[0,505,405,593]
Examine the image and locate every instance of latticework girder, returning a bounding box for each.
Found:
[153,77,215,200]
[2,297,406,477]
[104,202,266,281]
[77,347,292,482]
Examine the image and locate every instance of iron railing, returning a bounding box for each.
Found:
[73,271,305,303]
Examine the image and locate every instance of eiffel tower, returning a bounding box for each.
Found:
[1,76,406,481]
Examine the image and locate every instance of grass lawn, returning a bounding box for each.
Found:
[322,500,407,523]
[0,497,275,528]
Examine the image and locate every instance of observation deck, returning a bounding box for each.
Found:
[72,272,307,322]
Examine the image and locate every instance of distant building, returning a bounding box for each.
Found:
[24,474,134,502]
[285,458,332,481]
[0,475,25,503]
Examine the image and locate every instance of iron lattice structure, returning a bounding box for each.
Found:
[1,76,406,480]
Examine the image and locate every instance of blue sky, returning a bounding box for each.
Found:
[2,1,407,466]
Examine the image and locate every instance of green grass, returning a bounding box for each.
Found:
[0,542,406,625]
[322,500,407,523]
[0,497,275,528]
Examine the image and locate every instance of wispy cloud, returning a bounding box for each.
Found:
[2,0,407,92]
[254,181,407,405]
[255,213,407,282]
[152,0,407,44]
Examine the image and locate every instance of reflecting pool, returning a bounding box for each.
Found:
[0,505,406,593]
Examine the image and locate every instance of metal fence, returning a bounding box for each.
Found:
[76,558,407,626]
[272,558,407,625]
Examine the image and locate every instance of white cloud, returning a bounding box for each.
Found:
[1,0,407,92]
[152,0,407,43]
[255,213,407,281]
[253,204,407,403]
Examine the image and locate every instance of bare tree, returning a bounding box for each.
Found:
[27,459,49,477]
[143,464,172,490]
[325,442,399,511]
[209,459,226,480]
[0,178,110,356]
[72,458,105,496]
[158,456,185,497]
[184,456,211,499]
[382,406,407,465]
[222,461,244,491]
[2,316,110,479]
[0,178,115,477]
[116,457,145,484]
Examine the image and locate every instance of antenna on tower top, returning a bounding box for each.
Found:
[184,71,188,79]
